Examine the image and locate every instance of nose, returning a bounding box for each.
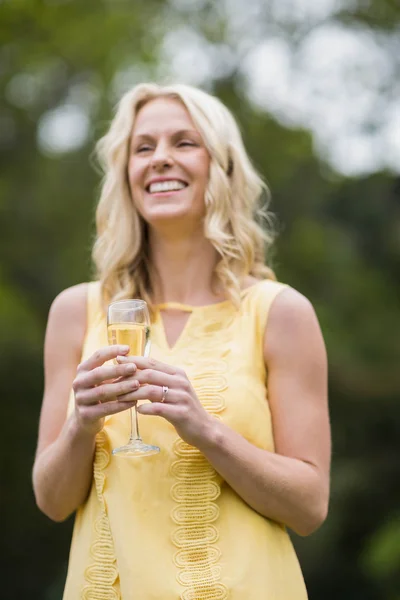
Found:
[150,141,173,171]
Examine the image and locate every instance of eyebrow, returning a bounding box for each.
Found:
[132,129,201,142]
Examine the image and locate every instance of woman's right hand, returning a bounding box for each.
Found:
[72,345,140,435]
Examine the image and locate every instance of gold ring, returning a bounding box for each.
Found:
[161,385,169,403]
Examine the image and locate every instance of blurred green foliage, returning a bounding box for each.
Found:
[1,1,399,599]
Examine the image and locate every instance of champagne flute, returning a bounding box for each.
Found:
[107,299,160,457]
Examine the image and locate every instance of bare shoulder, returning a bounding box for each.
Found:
[49,282,88,318]
[264,286,326,362]
[270,286,317,328]
[46,283,89,357]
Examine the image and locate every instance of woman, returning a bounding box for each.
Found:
[33,83,330,599]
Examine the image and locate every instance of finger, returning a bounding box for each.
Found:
[79,345,130,373]
[117,384,175,404]
[136,401,180,417]
[79,399,137,423]
[82,362,137,388]
[77,378,140,405]
[131,369,175,388]
[116,355,176,375]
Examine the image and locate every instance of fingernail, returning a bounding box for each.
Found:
[131,380,139,389]
[120,345,130,353]
[126,363,136,373]
[116,355,129,362]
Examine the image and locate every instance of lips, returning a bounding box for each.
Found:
[145,178,188,194]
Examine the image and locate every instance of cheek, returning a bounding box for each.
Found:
[190,157,209,190]
[198,156,210,190]
[127,165,145,214]
[128,168,139,189]
[127,157,145,188]
[196,168,209,200]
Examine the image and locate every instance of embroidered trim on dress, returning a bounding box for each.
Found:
[170,313,233,600]
[81,431,120,599]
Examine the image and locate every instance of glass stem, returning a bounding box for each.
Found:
[129,405,141,442]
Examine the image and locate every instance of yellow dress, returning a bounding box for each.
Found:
[63,280,308,600]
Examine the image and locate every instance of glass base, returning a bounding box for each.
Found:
[112,439,160,457]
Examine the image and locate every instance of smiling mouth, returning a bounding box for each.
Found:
[146,180,188,194]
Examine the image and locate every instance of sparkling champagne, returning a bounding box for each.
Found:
[107,323,151,357]
[107,299,159,456]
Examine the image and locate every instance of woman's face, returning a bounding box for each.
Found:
[128,97,210,228]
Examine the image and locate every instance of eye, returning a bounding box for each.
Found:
[136,145,153,153]
[177,140,197,148]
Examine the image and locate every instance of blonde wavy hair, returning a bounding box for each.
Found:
[93,82,276,314]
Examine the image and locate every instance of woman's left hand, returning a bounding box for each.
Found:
[116,355,214,447]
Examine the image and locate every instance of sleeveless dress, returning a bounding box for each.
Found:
[63,280,308,600]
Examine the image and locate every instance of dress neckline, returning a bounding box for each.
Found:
[153,280,267,352]
[154,280,266,314]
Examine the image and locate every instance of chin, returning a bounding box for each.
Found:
[145,200,193,217]
[147,208,191,222]
[146,206,203,228]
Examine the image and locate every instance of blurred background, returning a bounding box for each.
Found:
[1,0,400,598]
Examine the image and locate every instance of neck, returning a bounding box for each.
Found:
[149,227,221,306]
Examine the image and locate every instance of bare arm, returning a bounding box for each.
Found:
[32,284,96,521]
[32,284,140,522]
[197,288,330,535]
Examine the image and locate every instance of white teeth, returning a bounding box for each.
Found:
[149,180,186,193]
